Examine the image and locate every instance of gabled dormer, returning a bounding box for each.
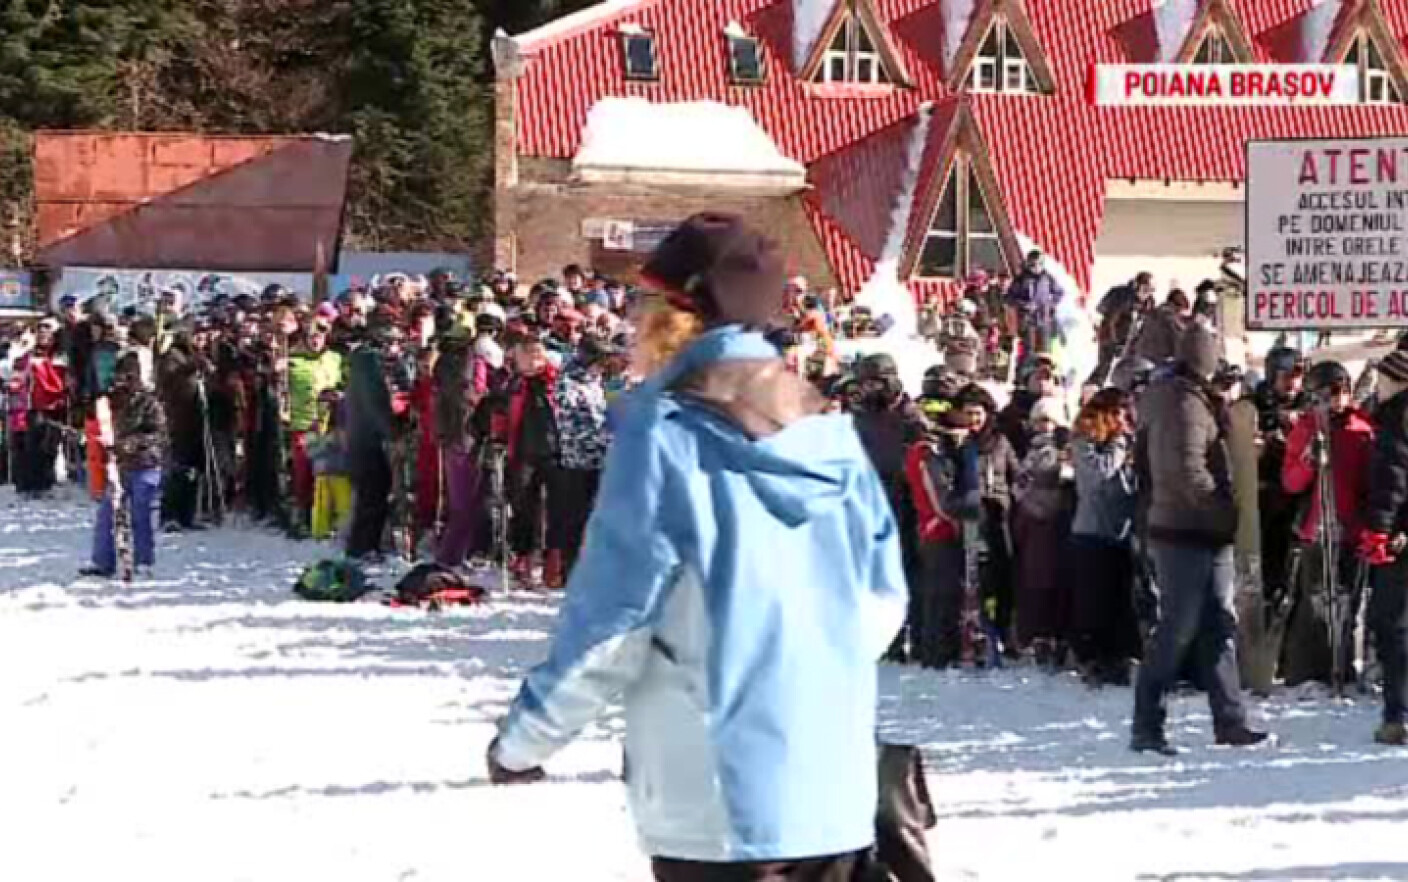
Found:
[795,0,910,87]
[1116,0,1253,66]
[947,0,1055,96]
[1323,0,1408,104]
[902,104,1019,281]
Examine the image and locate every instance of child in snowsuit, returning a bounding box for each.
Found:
[308,399,352,542]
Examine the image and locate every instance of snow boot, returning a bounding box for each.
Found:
[1129,732,1179,757]
[510,554,534,587]
[77,565,115,580]
[1374,722,1407,746]
[1214,725,1270,748]
[543,550,565,591]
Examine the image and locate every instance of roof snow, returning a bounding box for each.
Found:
[573,97,806,188]
[793,0,836,69]
[1153,0,1200,62]
[514,0,650,53]
[942,0,978,73]
[850,103,935,352]
[1301,0,1343,62]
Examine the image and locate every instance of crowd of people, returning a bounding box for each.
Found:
[4,236,1407,750]
[7,211,1408,880]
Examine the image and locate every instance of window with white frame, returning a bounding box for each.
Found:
[917,159,1010,279]
[966,17,1036,94]
[728,33,765,84]
[815,8,891,84]
[1191,26,1236,64]
[1346,32,1401,104]
[622,31,658,80]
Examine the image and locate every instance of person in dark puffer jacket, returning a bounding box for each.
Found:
[1130,323,1267,755]
[1358,351,1408,746]
[83,352,167,578]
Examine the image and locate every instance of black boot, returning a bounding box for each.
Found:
[1130,731,1179,757]
[1214,724,1270,748]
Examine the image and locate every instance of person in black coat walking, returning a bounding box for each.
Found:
[1131,324,1267,755]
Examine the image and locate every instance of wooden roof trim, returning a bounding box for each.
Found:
[1174,0,1258,64]
[797,0,913,87]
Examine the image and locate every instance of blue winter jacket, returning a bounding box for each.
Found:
[495,325,907,862]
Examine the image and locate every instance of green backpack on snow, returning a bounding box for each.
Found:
[293,559,371,603]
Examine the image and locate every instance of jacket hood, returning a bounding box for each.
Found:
[659,325,857,527]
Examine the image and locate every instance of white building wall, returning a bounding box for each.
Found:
[1092,196,1244,304]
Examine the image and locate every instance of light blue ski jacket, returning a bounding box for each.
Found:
[494,325,907,862]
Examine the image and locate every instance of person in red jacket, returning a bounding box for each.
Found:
[22,322,69,498]
[1282,360,1374,687]
[904,407,981,668]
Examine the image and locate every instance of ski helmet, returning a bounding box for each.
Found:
[856,353,899,383]
[1263,346,1303,382]
[1109,356,1155,393]
[922,365,960,401]
[1305,360,1351,397]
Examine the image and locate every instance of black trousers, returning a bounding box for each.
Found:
[19,414,61,496]
[347,450,392,559]
[1070,535,1140,667]
[553,467,601,577]
[875,745,936,882]
[509,459,559,556]
[161,428,205,529]
[915,541,965,668]
[1370,556,1408,725]
[652,852,868,882]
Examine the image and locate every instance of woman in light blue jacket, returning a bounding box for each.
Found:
[487,214,907,881]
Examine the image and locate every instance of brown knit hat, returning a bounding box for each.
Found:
[641,212,786,327]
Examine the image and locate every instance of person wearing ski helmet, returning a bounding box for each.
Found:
[1256,345,1307,615]
[852,353,926,654]
[1109,355,1155,397]
[1358,350,1408,745]
[1281,360,1375,688]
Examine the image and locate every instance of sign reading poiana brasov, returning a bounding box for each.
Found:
[1248,139,1408,330]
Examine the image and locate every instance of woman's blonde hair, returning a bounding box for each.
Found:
[631,294,705,377]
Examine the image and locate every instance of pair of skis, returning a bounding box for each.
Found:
[96,397,134,583]
[960,519,1002,670]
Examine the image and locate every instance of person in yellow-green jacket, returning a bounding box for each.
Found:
[287,320,343,530]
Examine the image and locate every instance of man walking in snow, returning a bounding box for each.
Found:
[1131,324,1267,755]
[486,213,908,881]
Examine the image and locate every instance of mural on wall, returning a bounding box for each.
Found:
[52,268,316,314]
[0,271,34,311]
[48,253,471,314]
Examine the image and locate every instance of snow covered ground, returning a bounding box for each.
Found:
[4,490,1408,882]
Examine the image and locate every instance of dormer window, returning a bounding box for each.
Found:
[917,158,1009,279]
[966,19,1036,94]
[816,10,891,84]
[1346,32,1400,105]
[621,27,658,81]
[726,27,765,84]
[1191,25,1236,64]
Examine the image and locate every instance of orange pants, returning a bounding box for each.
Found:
[85,417,107,500]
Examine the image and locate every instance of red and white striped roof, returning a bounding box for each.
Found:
[506,0,1408,296]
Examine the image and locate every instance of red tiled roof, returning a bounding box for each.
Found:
[509,0,1408,294]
